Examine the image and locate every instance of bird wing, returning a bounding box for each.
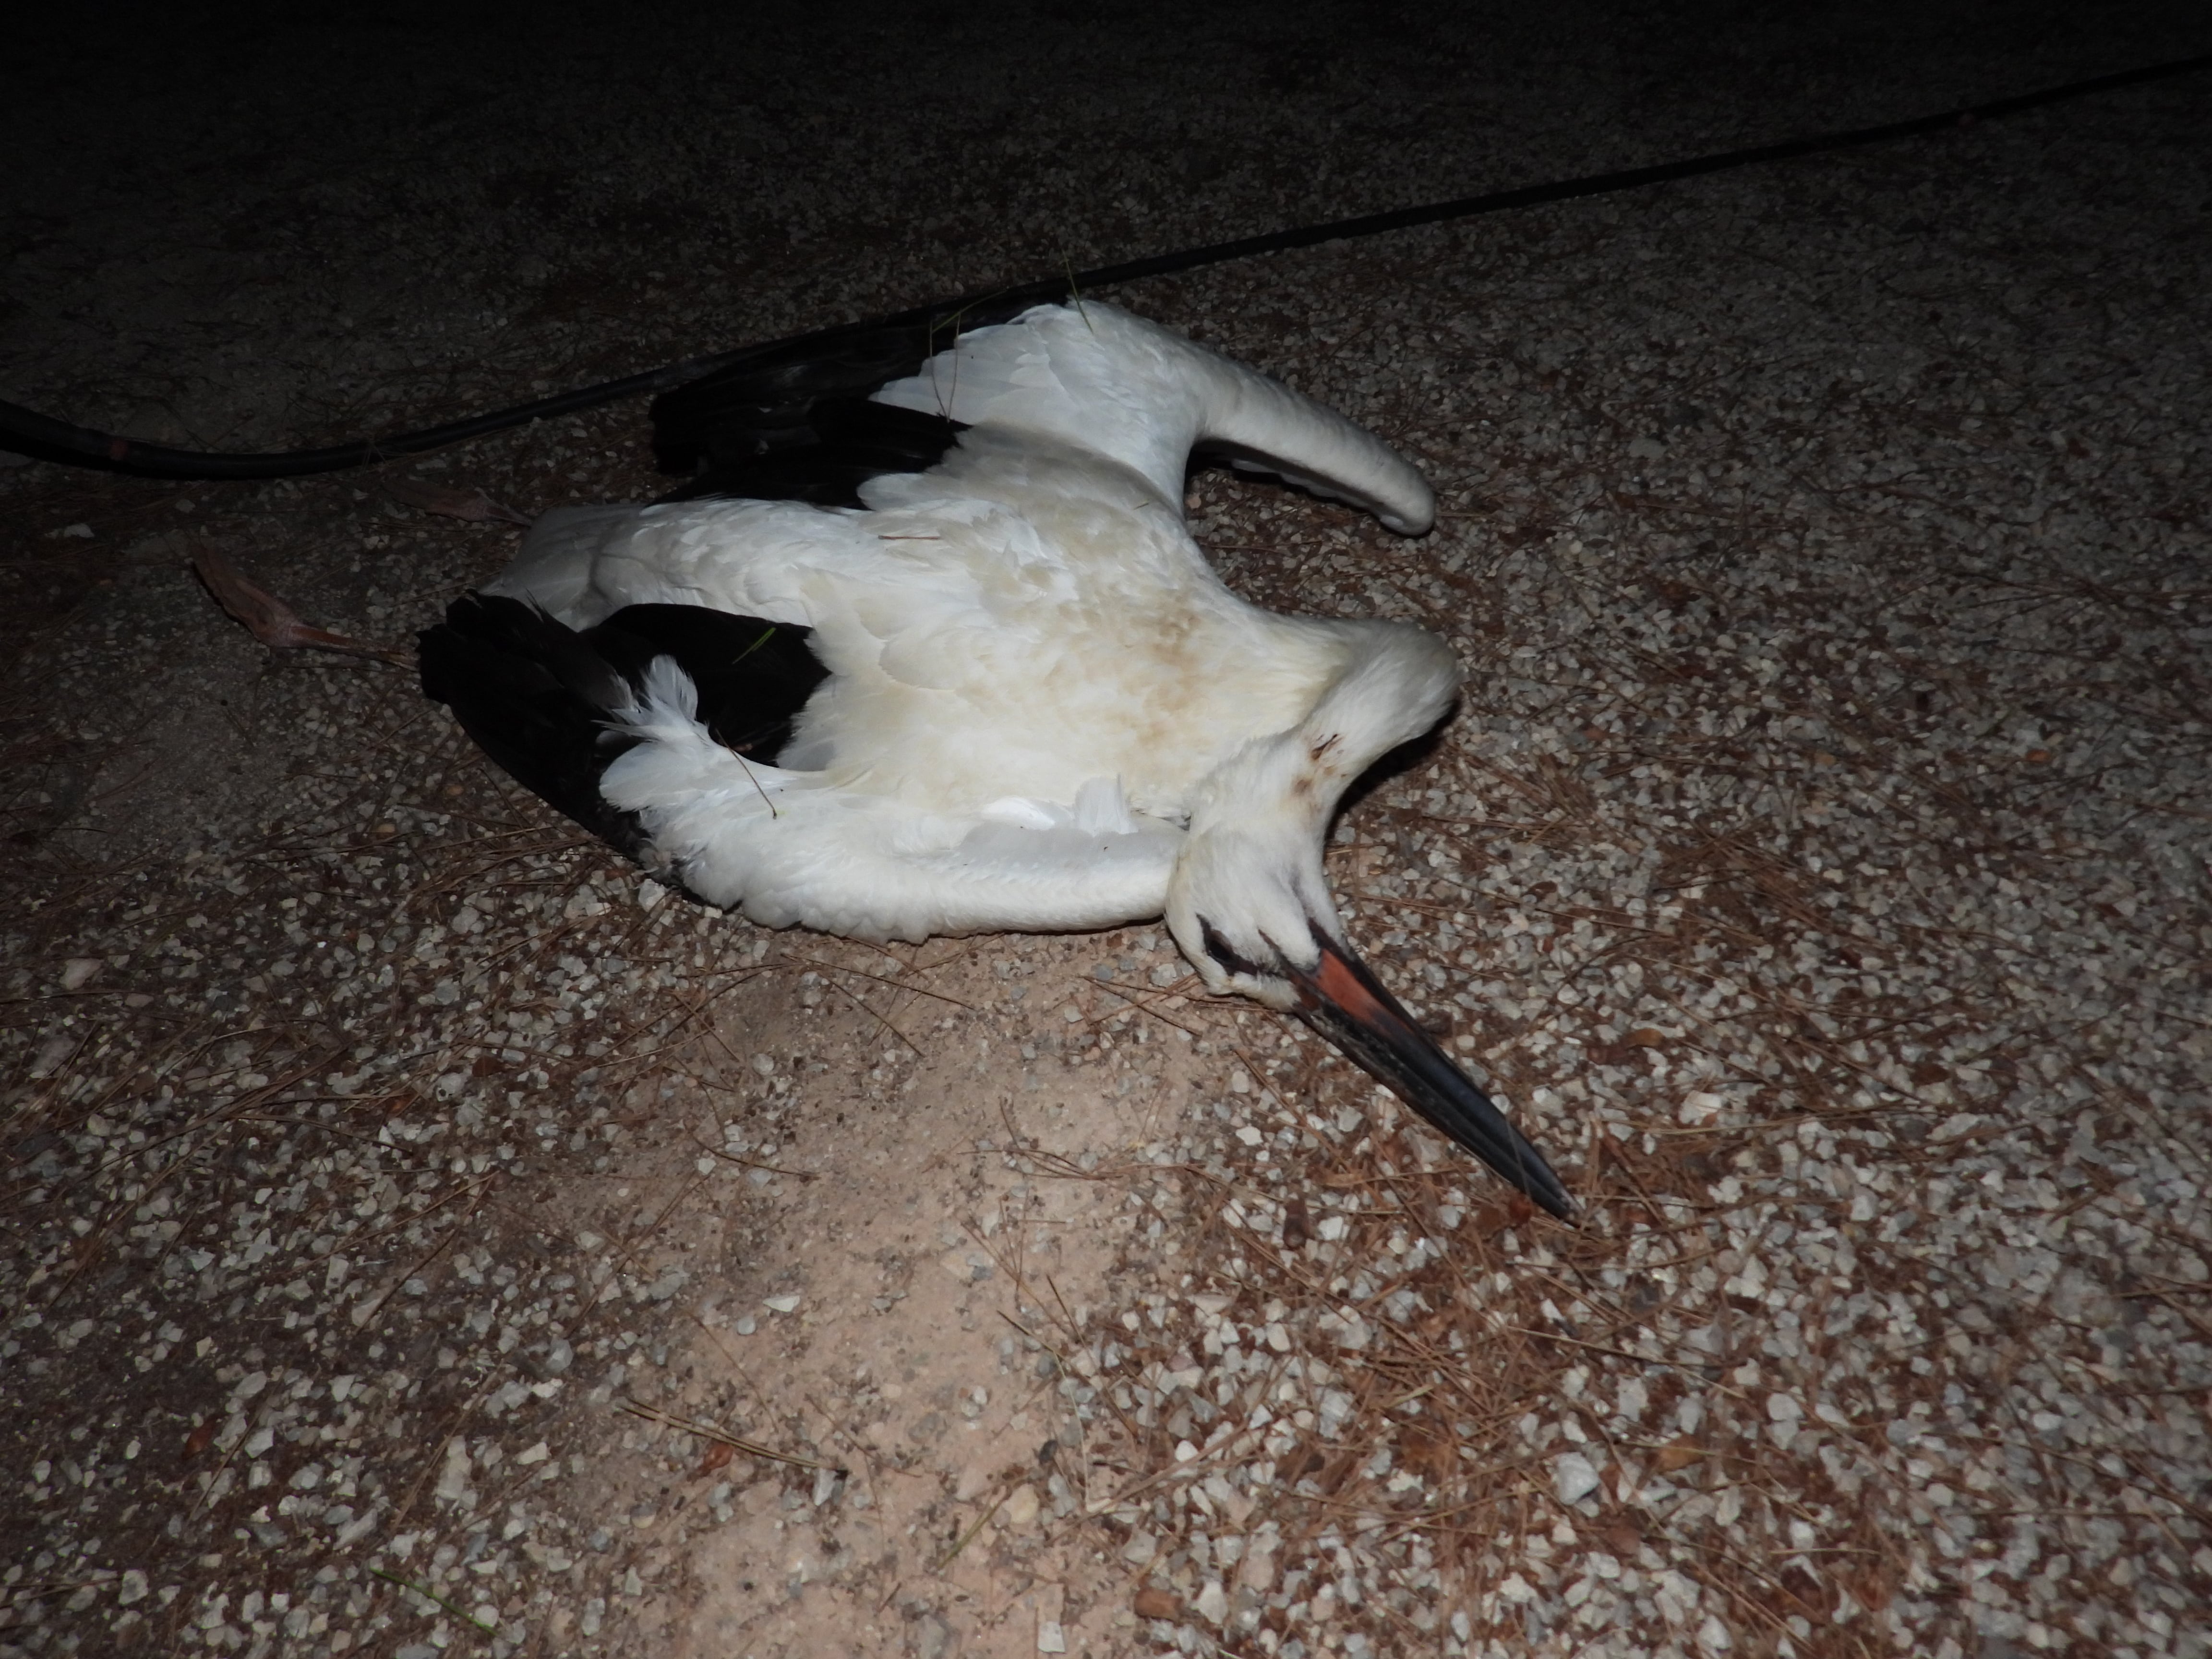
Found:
[595,656,1181,940]
[867,302,1435,533]
[483,496,872,629]
[427,582,1188,938]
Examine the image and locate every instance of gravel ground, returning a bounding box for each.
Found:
[4,6,2210,1658]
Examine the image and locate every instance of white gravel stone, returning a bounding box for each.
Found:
[1552,1453,1602,1506]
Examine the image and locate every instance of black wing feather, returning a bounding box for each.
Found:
[419,594,652,856]
[582,602,829,758]
[657,397,968,507]
[649,294,1043,506]
[419,594,829,861]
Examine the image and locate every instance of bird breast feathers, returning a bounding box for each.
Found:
[797,566,1338,814]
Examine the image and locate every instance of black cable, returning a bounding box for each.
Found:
[4,48,2204,482]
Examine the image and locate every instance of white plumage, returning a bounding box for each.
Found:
[481,302,1444,944]
[425,300,1572,1216]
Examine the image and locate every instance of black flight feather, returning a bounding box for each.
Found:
[658,397,968,508]
[420,594,829,861]
[649,295,1043,506]
[582,603,829,758]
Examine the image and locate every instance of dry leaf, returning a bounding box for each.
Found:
[1132,1587,1181,1621]
[1399,1425,1455,1483]
[1471,1191,1534,1236]
[193,548,400,662]
[1851,1566,1899,1612]
[1652,1436,1706,1473]
[385,477,532,527]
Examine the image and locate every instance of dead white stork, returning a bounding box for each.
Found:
[420,300,1572,1217]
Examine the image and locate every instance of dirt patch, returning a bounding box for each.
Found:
[532,934,1225,1659]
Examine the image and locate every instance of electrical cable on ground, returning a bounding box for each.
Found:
[1,48,2204,481]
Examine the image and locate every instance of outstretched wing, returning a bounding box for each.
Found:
[867,302,1435,533]
[599,674,1183,941]
[420,592,1183,940]
[651,301,1433,534]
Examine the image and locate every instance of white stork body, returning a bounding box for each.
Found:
[481,303,1448,947]
[425,301,1573,1216]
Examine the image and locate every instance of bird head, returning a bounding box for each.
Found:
[1163,636,1575,1220]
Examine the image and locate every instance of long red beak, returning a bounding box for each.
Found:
[1281,934,1574,1219]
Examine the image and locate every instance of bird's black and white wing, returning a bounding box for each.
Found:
[649,298,1433,534]
[864,303,1434,532]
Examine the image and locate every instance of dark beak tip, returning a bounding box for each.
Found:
[1289,934,1575,1221]
[1530,1181,1578,1225]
